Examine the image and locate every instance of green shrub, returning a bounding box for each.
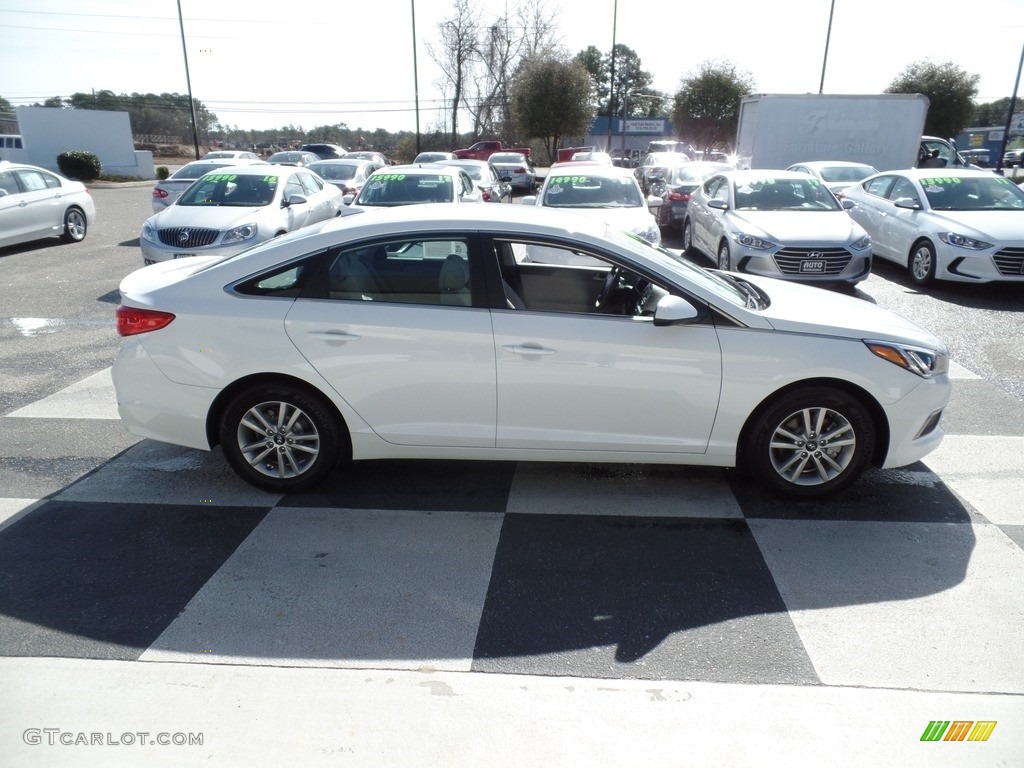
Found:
[56,150,102,181]
[156,165,170,180]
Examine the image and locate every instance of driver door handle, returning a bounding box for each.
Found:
[503,343,555,356]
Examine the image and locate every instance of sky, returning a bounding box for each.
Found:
[2,0,1023,135]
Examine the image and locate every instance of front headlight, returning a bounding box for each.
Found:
[938,232,993,250]
[224,223,259,244]
[864,339,949,379]
[639,222,661,246]
[733,232,776,250]
[851,234,871,251]
[141,221,157,244]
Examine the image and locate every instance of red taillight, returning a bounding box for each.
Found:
[116,305,175,337]
[668,191,691,203]
[482,189,493,201]
[514,166,527,173]
[152,188,169,199]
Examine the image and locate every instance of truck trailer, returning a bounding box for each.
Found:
[735,93,932,171]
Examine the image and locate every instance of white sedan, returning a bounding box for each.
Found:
[140,164,344,265]
[113,205,950,498]
[841,168,1024,285]
[523,162,662,246]
[0,161,95,248]
[683,170,872,285]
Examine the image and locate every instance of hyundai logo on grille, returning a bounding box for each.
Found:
[808,251,822,259]
[178,230,191,243]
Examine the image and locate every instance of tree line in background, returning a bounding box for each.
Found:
[0,0,1015,166]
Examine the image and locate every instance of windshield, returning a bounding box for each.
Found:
[923,175,1024,211]
[356,173,454,206]
[490,153,525,164]
[178,172,279,207]
[172,163,225,180]
[542,174,643,208]
[310,164,357,181]
[817,166,877,183]
[733,177,842,211]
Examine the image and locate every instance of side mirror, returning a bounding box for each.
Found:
[653,295,701,326]
[282,194,308,208]
[893,197,921,210]
[342,193,355,206]
[841,198,855,210]
[520,195,538,206]
[646,195,664,209]
[707,199,729,211]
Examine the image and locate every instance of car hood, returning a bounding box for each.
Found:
[926,210,1024,240]
[740,275,945,349]
[561,206,656,233]
[150,204,270,229]
[729,210,865,242]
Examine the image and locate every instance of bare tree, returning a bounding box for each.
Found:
[429,0,480,146]
[432,0,561,144]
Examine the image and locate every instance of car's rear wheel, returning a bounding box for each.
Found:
[219,384,343,492]
[744,387,874,497]
[61,207,88,242]
[908,240,937,286]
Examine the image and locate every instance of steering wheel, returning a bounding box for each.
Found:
[595,266,624,309]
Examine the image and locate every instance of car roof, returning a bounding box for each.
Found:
[200,164,298,176]
[377,164,466,176]
[310,158,371,166]
[547,162,634,176]
[789,160,878,169]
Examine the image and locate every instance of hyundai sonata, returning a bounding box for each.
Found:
[114,205,950,498]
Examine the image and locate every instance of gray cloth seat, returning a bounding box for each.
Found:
[439,254,471,305]
[330,251,384,300]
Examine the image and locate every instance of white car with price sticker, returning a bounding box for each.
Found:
[140,164,345,265]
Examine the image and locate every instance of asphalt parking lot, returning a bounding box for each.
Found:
[1,185,1023,767]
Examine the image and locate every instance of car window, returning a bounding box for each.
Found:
[889,177,919,204]
[234,252,327,297]
[0,170,20,195]
[326,238,475,305]
[863,175,896,198]
[495,238,668,317]
[358,173,455,205]
[541,173,642,207]
[297,172,323,196]
[179,173,278,206]
[14,170,51,192]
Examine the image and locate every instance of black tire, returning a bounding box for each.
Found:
[717,240,731,271]
[681,219,695,256]
[743,387,875,497]
[219,384,343,492]
[908,240,937,286]
[60,207,88,243]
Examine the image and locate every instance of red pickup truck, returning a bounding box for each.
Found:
[452,141,532,161]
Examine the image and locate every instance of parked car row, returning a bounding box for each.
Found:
[676,162,1024,288]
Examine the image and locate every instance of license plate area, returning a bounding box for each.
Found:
[800,260,825,273]
[173,253,194,259]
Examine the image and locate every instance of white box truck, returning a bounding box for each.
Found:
[735,93,933,171]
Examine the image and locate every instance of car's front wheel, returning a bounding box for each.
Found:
[219,383,343,492]
[61,207,88,242]
[681,219,695,256]
[908,240,937,286]
[743,387,875,497]
[717,241,731,271]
